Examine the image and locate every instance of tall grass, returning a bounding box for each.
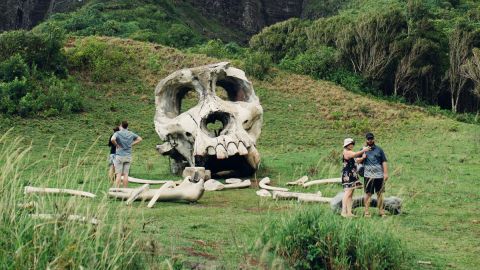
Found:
[0,130,145,269]
[258,207,410,270]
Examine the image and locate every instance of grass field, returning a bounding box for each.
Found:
[1,37,479,269]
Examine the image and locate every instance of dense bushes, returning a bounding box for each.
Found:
[66,37,137,83]
[0,29,84,117]
[39,1,203,48]
[250,0,480,113]
[260,207,409,269]
[279,47,337,79]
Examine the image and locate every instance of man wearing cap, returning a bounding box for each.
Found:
[356,132,389,217]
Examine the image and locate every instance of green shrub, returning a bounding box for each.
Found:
[327,69,369,93]
[244,51,272,80]
[188,39,246,59]
[166,23,200,48]
[0,54,30,82]
[250,18,310,62]
[0,28,67,75]
[260,207,409,269]
[279,47,337,79]
[67,37,136,82]
[18,76,84,117]
[0,77,30,114]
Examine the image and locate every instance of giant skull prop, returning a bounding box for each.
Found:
[154,62,263,177]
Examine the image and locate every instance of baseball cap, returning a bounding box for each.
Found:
[365,132,374,139]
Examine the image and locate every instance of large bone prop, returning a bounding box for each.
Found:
[127,176,172,185]
[330,192,402,214]
[259,177,289,192]
[24,186,96,198]
[203,179,251,191]
[108,177,204,203]
[154,62,263,177]
[303,178,341,188]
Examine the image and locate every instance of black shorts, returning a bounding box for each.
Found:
[364,177,385,194]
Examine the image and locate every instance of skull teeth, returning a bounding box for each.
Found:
[215,144,228,159]
[207,146,216,155]
[227,143,239,156]
[238,142,248,155]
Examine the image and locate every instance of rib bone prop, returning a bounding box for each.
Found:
[204,179,251,191]
[126,184,149,205]
[24,186,96,198]
[128,177,172,185]
[302,178,341,188]
[286,176,309,186]
[108,177,204,203]
[259,177,288,192]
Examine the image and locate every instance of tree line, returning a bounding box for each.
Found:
[249,0,480,113]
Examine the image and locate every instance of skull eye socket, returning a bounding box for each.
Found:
[216,77,251,102]
[178,87,199,114]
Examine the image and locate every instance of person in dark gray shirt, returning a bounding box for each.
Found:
[356,132,389,217]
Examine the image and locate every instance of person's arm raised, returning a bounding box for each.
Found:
[344,147,370,160]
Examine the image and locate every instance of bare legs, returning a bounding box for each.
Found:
[122,173,128,188]
[377,192,385,216]
[364,193,372,217]
[114,173,128,188]
[341,188,355,217]
[364,192,385,217]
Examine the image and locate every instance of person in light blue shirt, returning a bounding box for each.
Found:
[111,121,142,187]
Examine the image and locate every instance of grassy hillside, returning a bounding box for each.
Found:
[1,37,479,268]
[38,0,247,47]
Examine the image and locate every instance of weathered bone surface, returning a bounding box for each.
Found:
[225,178,242,184]
[256,189,272,197]
[30,214,100,225]
[303,178,342,188]
[204,179,225,191]
[286,175,309,186]
[330,192,403,214]
[224,179,251,189]
[182,167,211,180]
[154,62,263,177]
[126,184,149,205]
[108,177,204,203]
[272,191,332,203]
[148,181,176,208]
[128,176,172,185]
[24,186,96,198]
[203,179,251,191]
[259,177,289,192]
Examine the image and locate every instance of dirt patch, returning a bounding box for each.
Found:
[181,247,217,260]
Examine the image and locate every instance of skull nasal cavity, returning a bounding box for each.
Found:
[202,112,230,138]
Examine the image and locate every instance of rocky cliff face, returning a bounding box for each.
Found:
[0,0,84,31]
[185,0,305,36]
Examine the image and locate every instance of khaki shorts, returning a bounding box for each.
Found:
[114,155,132,174]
